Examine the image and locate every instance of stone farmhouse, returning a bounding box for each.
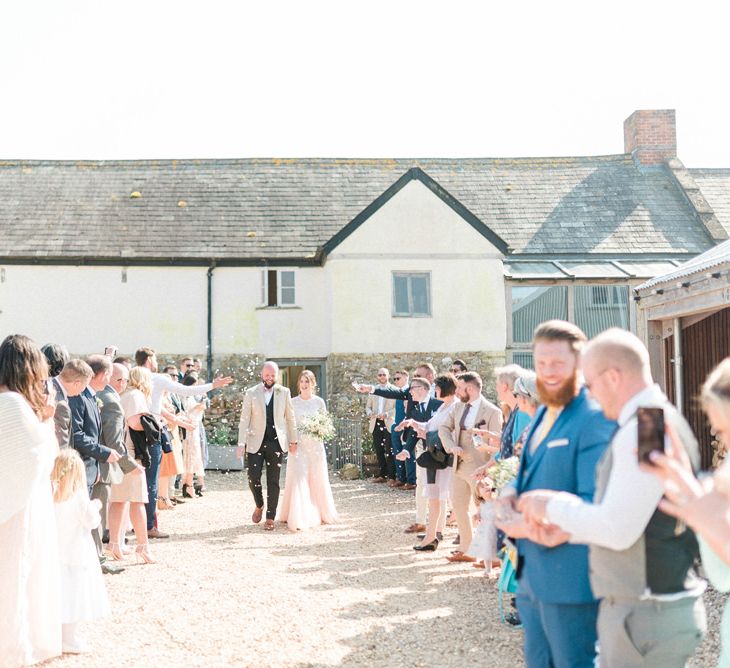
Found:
[1,109,729,430]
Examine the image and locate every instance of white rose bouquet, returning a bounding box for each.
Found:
[486,456,520,490]
[299,411,336,442]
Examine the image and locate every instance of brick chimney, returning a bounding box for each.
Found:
[623,109,677,165]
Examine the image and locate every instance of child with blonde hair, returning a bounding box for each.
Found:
[466,476,499,578]
[51,449,110,654]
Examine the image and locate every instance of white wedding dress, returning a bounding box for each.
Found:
[277,396,338,531]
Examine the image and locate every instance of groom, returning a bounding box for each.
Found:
[236,361,298,530]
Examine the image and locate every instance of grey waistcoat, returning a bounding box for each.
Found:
[589,399,701,599]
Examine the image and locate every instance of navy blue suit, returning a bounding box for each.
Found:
[514,387,615,668]
[69,388,114,490]
[402,398,442,457]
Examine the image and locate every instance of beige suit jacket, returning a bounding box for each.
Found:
[365,391,396,433]
[237,383,298,454]
[438,395,503,470]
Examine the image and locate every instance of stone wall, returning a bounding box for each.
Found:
[326,350,505,440]
[156,349,506,447]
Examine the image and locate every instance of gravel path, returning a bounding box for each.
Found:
[49,471,723,667]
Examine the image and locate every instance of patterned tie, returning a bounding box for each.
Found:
[459,403,471,430]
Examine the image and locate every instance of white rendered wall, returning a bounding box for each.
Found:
[325,179,506,354]
[212,266,329,357]
[0,265,207,354]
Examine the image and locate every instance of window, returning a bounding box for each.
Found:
[261,270,296,307]
[511,285,568,343]
[508,282,632,364]
[393,272,431,317]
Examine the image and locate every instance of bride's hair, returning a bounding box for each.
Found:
[298,370,317,394]
[52,448,85,503]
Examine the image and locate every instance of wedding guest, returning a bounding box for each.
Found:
[405,373,456,551]
[466,477,499,576]
[0,334,62,666]
[111,366,157,563]
[180,373,206,498]
[438,372,502,562]
[451,359,467,374]
[390,370,411,487]
[396,376,442,538]
[496,320,614,668]
[113,356,133,369]
[494,365,530,459]
[134,347,232,538]
[98,362,138,554]
[366,368,396,484]
[646,358,730,667]
[359,362,437,532]
[42,342,70,377]
[52,449,111,654]
[180,357,195,380]
[86,355,125,561]
[518,329,705,666]
[512,373,539,456]
[49,358,91,450]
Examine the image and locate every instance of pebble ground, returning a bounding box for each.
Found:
[49,471,724,667]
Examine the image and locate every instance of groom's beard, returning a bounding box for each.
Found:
[262,380,275,389]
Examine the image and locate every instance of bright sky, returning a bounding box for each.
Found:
[1,0,728,167]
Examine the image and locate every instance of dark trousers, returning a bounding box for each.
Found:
[373,420,395,479]
[390,430,407,483]
[145,442,162,531]
[247,438,283,520]
[517,588,598,668]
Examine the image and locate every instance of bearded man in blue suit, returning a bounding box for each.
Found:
[497,320,615,668]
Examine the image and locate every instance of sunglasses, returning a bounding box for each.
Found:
[377,373,387,377]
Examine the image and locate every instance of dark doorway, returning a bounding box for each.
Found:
[274,359,327,400]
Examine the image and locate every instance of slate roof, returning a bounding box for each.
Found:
[0,156,716,264]
[691,169,730,235]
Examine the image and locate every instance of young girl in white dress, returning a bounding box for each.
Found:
[277,370,338,531]
[52,449,111,654]
[466,476,499,578]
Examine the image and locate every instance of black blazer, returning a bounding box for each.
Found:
[69,387,114,488]
[403,397,443,456]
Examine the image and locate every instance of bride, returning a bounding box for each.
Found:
[277,370,338,531]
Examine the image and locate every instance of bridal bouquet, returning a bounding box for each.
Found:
[486,456,520,490]
[299,411,336,441]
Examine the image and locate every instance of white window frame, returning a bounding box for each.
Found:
[392,271,432,318]
[260,269,297,308]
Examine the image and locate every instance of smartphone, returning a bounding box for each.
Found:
[637,407,665,464]
[104,345,118,358]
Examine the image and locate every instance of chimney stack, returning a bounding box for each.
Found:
[623,109,677,165]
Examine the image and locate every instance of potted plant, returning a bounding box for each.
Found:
[206,422,245,471]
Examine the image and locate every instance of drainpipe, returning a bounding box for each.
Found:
[206,264,215,379]
[673,317,683,414]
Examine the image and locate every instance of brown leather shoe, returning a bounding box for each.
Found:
[402,483,417,491]
[392,481,405,487]
[263,519,275,531]
[387,479,399,487]
[404,523,427,534]
[446,551,476,563]
[252,506,263,524]
[372,477,386,483]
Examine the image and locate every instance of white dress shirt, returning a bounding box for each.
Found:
[264,387,273,406]
[460,398,481,430]
[546,384,666,551]
[150,373,213,417]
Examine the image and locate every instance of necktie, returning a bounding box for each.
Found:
[535,406,558,449]
[459,403,471,430]
[420,402,426,413]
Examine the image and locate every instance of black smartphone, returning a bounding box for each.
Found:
[637,407,665,464]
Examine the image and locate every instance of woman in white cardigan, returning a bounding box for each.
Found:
[0,334,62,667]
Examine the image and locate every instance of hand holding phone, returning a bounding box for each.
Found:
[637,407,665,464]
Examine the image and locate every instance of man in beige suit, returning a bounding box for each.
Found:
[365,368,397,484]
[439,372,502,562]
[236,361,298,530]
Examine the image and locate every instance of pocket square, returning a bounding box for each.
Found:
[546,438,569,448]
